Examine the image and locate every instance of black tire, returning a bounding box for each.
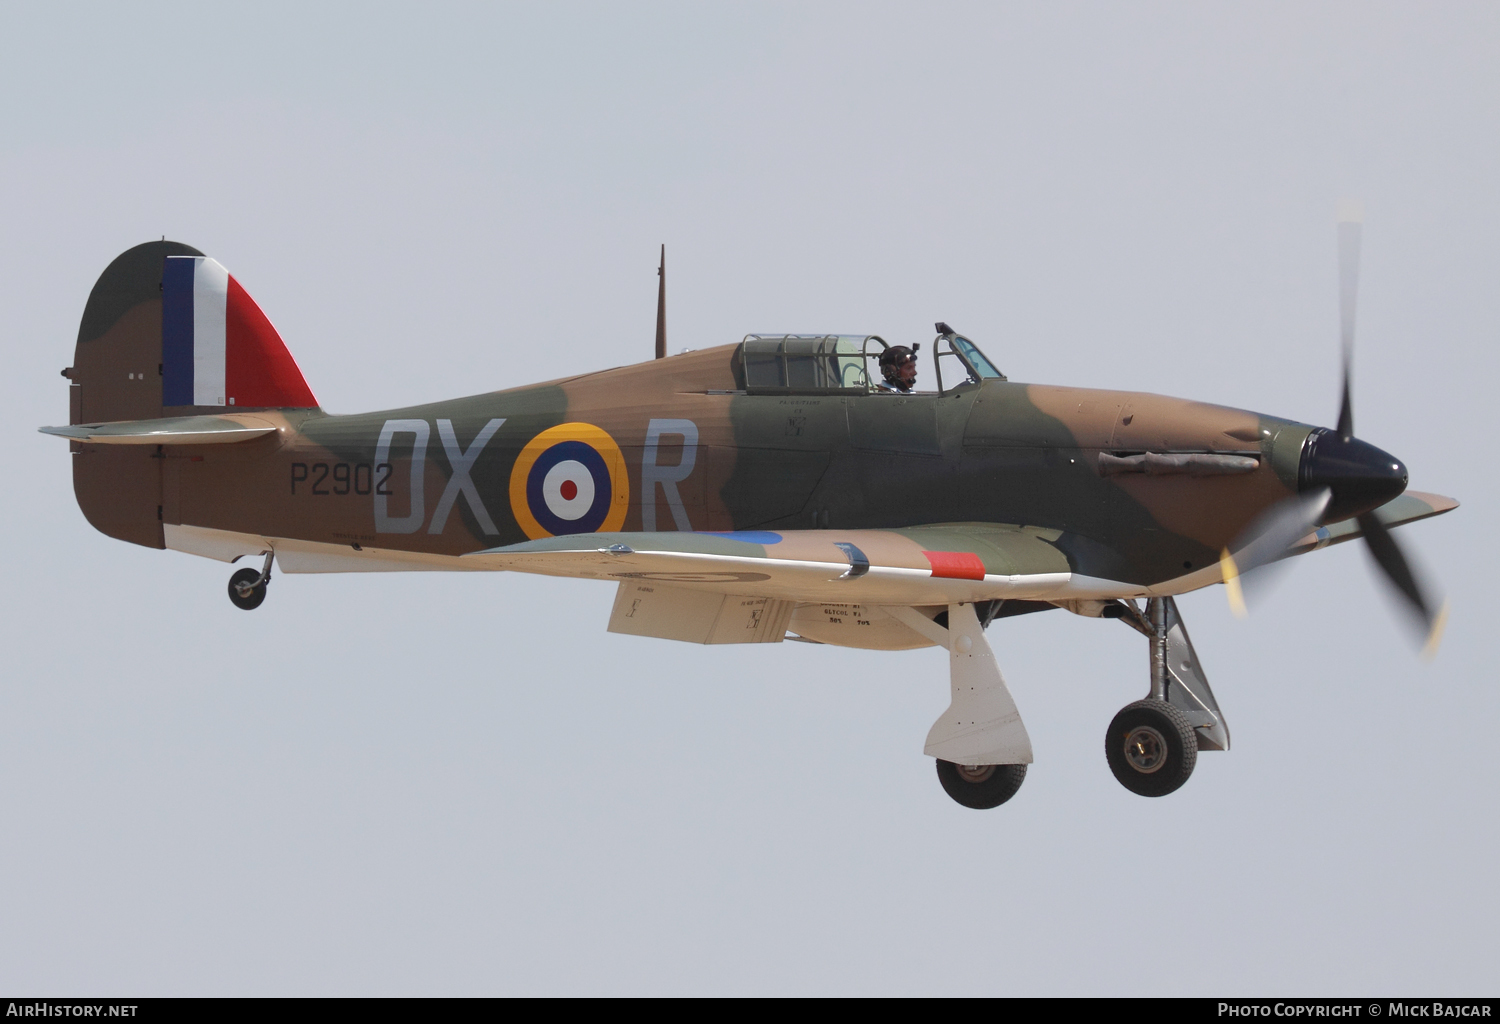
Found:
[1105,699,1197,797]
[935,759,1027,809]
[228,567,268,610]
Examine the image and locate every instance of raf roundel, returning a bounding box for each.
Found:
[509,423,629,539]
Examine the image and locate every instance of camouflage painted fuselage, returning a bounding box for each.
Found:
[63,239,1378,596]
[76,352,1321,593]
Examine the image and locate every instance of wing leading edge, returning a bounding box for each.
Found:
[464,491,1458,609]
[464,523,1082,606]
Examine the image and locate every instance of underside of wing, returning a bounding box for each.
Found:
[463,523,1087,607]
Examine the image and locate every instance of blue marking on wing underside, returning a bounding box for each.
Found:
[695,531,783,545]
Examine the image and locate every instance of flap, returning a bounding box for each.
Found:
[39,414,277,445]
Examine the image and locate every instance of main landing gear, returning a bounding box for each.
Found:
[1103,596,1229,798]
[884,603,1033,810]
[228,551,274,611]
[900,595,1229,807]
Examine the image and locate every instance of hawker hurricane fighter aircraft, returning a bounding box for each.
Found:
[44,226,1455,808]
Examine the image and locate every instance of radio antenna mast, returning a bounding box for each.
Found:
[655,244,666,359]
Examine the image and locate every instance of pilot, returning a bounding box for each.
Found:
[877,344,919,393]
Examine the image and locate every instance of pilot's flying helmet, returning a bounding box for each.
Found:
[879,343,919,383]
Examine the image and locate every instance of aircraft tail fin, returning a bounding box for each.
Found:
[60,241,319,550]
[67,240,318,426]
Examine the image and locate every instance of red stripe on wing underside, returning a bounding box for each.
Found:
[224,275,318,408]
[923,551,986,580]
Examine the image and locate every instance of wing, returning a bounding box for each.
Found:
[466,522,1088,649]
[463,489,1459,609]
[464,523,1080,606]
[1287,490,1458,556]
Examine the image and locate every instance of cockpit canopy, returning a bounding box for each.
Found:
[736,331,1004,396]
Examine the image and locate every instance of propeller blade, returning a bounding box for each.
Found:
[1336,201,1362,442]
[1336,361,1354,443]
[1356,510,1448,655]
[1220,488,1333,618]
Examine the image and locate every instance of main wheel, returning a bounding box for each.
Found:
[228,568,268,610]
[935,759,1027,809]
[1105,699,1197,797]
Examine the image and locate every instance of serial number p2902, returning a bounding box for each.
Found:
[290,462,392,496]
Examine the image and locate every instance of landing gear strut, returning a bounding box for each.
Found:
[228,551,273,610]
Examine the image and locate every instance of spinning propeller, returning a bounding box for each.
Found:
[1220,203,1448,655]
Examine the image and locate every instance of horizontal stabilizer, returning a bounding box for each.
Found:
[39,414,277,445]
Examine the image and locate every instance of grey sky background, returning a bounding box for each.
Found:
[1,1,1495,995]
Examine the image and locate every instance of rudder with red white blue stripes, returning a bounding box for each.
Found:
[161,255,317,410]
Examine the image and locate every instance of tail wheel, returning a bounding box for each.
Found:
[1106,699,1197,797]
[935,759,1027,809]
[228,567,268,611]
